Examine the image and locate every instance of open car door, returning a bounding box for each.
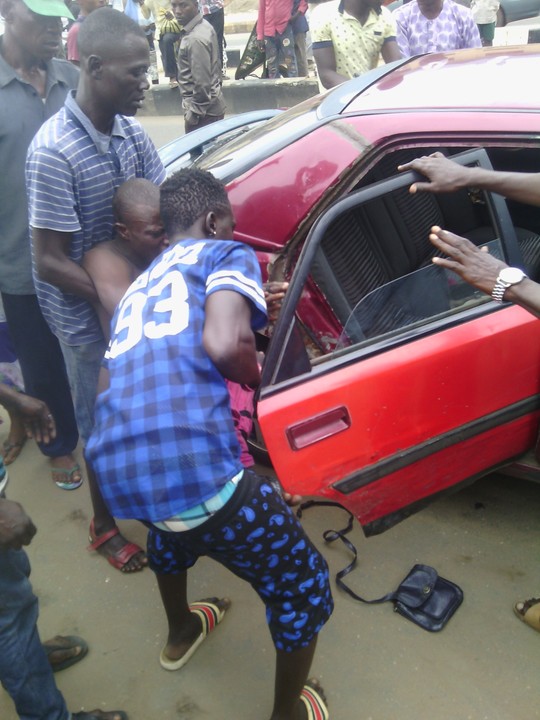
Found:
[257,149,540,535]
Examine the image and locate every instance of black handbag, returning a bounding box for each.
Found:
[297,501,463,632]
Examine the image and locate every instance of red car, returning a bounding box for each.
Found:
[160,45,540,536]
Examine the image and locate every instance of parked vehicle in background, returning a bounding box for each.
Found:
[159,46,540,537]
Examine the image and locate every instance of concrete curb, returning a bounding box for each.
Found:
[138,77,320,116]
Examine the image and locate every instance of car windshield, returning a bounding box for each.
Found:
[194,93,328,181]
[334,239,503,351]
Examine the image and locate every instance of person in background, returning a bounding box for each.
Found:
[199,0,226,75]
[27,7,165,573]
[393,0,481,57]
[310,0,401,89]
[257,0,302,78]
[172,0,226,132]
[0,0,83,490]
[291,0,309,76]
[139,0,181,86]
[66,0,107,65]
[0,383,127,720]
[398,150,540,634]
[470,0,500,46]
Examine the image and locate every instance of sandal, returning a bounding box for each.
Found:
[51,463,83,490]
[87,519,146,573]
[43,635,89,672]
[300,681,329,720]
[159,598,230,671]
[514,597,540,632]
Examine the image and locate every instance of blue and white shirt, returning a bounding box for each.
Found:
[26,91,166,346]
[86,238,267,522]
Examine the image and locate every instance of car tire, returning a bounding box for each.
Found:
[496,6,506,26]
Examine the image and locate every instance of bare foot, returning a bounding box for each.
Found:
[88,519,147,573]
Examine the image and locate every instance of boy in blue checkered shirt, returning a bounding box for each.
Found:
[86,169,333,720]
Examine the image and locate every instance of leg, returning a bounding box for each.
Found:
[265,35,279,78]
[0,548,69,720]
[278,24,298,78]
[156,571,201,660]
[156,472,332,715]
[293,31,308,76]
[203,8,225,71]
[1,293,79,475]
[158,32,181,82]
[59,340,146,573]
[150,533,229,667]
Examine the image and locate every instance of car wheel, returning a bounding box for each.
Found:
[496,6,506,26]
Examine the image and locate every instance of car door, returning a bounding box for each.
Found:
[257,149,540,536]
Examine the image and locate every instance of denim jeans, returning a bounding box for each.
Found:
[0,548,68,720]
[264,24,298,79]
[1,293,79,458]
[59,338,107,445]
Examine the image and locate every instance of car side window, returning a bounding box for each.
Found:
[261,149,525,388]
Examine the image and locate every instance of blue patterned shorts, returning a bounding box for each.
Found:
[147,470,333,652]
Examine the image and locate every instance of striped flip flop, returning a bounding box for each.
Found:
[300,682,329,720]
[159,597,229,671]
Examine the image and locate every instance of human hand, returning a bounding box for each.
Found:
[429,226,507,296]
[264,281,289,322]
[14,395,57,445]
[164,9,174,19]
[398,152,473,195]
[0,499,37,550]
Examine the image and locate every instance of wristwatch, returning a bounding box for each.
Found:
[491,267,527,303]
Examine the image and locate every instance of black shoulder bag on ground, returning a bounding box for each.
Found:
[297,500,463,632]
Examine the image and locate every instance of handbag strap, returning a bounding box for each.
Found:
[296,500,396,605]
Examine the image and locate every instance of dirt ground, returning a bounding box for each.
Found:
[1,411,539,720]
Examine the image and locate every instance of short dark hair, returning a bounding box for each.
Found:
[160,169,230,236]
[113,178,160,225]
[78,7,145,60]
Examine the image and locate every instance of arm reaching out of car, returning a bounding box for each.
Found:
[398,152,540,206]
[430,226,540,318]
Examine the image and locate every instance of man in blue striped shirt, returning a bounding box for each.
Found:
[26,7,166,573]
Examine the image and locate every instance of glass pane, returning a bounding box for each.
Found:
[335,239,503,352]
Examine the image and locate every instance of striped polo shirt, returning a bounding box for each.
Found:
[26,91,166,346]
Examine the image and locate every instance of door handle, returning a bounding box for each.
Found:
[286,406,351,450]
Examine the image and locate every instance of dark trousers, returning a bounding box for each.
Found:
[159,31,181,78]
[204,8,225,71]
[1,293,79,458]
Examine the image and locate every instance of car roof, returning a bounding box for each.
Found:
[195,45,540,185]
[336,45,540,115]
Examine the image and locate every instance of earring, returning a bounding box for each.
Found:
[209,228,217,237]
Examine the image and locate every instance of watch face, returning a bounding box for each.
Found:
[499,267,526,284]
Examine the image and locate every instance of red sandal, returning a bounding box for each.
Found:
[87,519,146,572]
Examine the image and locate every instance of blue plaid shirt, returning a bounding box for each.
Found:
[86,238,267,521]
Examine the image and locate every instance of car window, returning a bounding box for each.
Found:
[334,239,503,352]
[261,149,525,388]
